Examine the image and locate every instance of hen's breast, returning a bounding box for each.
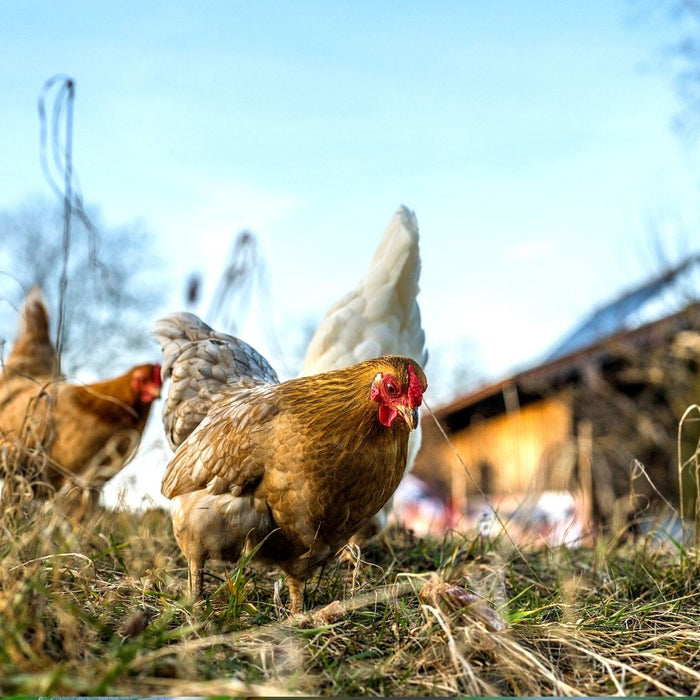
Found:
[263,421,408,559]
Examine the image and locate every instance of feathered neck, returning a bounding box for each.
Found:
[68,371,147,425]
[277,358,414,448]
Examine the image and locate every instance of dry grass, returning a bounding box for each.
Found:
[1,460,700,698]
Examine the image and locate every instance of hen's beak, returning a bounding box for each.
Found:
[397,404,419,430]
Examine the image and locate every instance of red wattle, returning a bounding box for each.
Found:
[378,404,398,426]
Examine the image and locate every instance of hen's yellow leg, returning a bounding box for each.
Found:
[187,558,205,601]
[288,575,304,614]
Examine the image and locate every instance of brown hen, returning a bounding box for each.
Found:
[0,287,162,507]
[154,312,427,613]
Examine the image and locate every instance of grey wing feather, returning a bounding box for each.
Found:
[153,312,279,449]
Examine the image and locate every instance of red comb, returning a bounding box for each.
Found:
[407,364,424,407]
[152,363,162,386]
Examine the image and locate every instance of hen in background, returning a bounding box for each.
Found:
[0,286,162,512]
[154,312,427,612]
[301,205,428,540]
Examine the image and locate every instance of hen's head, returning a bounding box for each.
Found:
[131,363,163,403]
[370,357,427,430]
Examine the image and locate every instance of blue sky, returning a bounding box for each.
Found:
[2,1,699,400]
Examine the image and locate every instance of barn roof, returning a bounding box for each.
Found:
[435,258,700,432]
[546,253,700,361]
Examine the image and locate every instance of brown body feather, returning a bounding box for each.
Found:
[45,370,161,488]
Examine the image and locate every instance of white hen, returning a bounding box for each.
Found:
[301,205,428,539]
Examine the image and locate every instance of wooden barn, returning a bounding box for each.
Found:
[414,256,700,533]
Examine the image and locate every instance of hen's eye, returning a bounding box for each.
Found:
[386,382,398,395]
